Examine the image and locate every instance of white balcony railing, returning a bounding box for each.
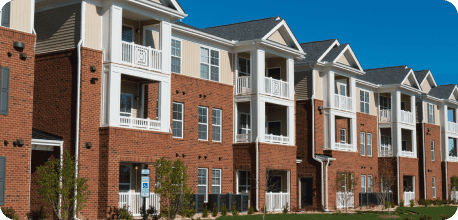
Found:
[265,192,289,211]
[335,143,352,151]
[236,76,251,95]
[400,151,415,158]
[236,133,251,143]
[448,121,458,134]
[380,110,392,123]
[336,192,354,209]
[451,191,458,203]
[265,134,289,145]
[379,146,394,157]
[120,116,161,130]
[264,77,288,98]
[121,41,162,72]
[119,192,160,217]
[334,94,352,111]
[400,110,414,124]
[449,156,458,162]
[403,192,415,206]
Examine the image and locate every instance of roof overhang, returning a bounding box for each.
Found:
[322,62,365,75]
[378,84,424,95]
[355,79,379,88]
[316,40,340,62]
[171,23,234,46]
[122,0,187,20]
[233,39,306,60]
[261,19,304,53]
[448,85,458,100]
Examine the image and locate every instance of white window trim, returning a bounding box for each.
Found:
[198,106,208,141]
[360,89,370,114]
[340,128,346,143]
[339,82,347,96]
[171,38,182,74]
[428,103,435,124]
[368,175,373,193]
[212,168,222,194]
[120,93,133,117]
[432,177,436,198]
[360,132,366,156]
[237,170,250,194]
[431,140,435,161]
[361,175,366,194]
[198,168,208,202]
[367,133,372,157]
[212,108,222,142]
[238,113,251,135]
[172,102,184,139]
[119,163,132,192]
[199,45,220,82]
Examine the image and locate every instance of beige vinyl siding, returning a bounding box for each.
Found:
[421,79,432,93]
[151,0,162,4]
[356,88,377,116]
[84,3,101,50]
[315,71,323,100]
[152,31,160,50]
[219,51,233,85]
[10,0,32,33]
[35,4,81,54]
[268,30,287,46]
[403,77,412,86]
[294,70,312,100]
[336,54,351,66]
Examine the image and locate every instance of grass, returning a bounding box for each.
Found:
[216,206,457,219]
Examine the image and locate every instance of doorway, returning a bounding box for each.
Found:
[300,177,313,208]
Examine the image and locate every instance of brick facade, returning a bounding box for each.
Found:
[417,123,442,200]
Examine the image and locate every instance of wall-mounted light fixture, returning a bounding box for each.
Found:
[7,52,12,57]
[198,155,202,159]
[176,90,180,94]
[3,140,8,146]
[90,65,97,72]
[317,106,323,115]
[176,153,180,157]
[85,142,92,149]
[204,155,207,160]
[182,91,186,95]
[13,42,25,50]
[182,154,187,158]
[20,53,27,60]
[219,157,222,161]
[136,29,141,34]
[428,128,431,132]
[91,78,98,84]
[13,139,24,147]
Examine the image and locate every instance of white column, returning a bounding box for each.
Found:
[108,70,121,127]
[160,21,172,74]
[392,91,401,122]
[287,106,295,145]
[286,58,294,101]
[351,117,357,151]
[350,77,356,112]
[412,129,417,157]
[411,95,416,124]
[234,103,238,143]
[259,101,266,142]
[328,71,335,108]
[443,104,449,161]
[108,5,122,63]
[159,21,172,132]
[159,81,171,132]
[330,114,336,149]
[251,49,265,95]
[393,124,402,156]
[287,170,291,209]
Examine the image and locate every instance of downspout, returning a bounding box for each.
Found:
[397,155,400,205]
[422,122,426,199]
[446,161,449,200]
[256,136,259,211]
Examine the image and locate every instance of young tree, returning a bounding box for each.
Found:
[335,172,358,214]
[154,157,194,219]
[247,170,282,220]
[36,150,91,220]
[375,161,396,216]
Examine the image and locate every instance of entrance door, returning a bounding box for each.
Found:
[300,177,313,208]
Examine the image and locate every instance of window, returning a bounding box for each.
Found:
[360,90,370,114]
[0,67,10,115]
[172,102,183,138]
[212,109,222,142]
[0,2,10,28]
[449,138,457,157]
[267,176,282,193]
[381,135,392,152]
[120,93,133,117]
[171,39,181,74]
[119,164,131,192]
[432,177,436,198]
[212,169,221,194]
[368,175,373,193]
[0,156,5,206]
[339,173,353,192]
[361,175,366,193]
[122,25,133,42]
[267,121,282,136]
[198,107,208,140]
[360,132,366,156]
[238,170,250,194]
[200,47,219,82]
[402,140,407,152]
[238,57,250,77]
[238,113,251,135]
[431,140,435,161]
[367,133,372,156]
[401,102,406,111]
[340,129,346,143]
[198,168,208,202]
[428,104,435,124]
[340,84,347,96]
[380,96,391,110]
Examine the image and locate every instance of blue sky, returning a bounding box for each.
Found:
[178,0,458,86]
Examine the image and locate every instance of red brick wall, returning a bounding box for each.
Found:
[335,118,350,143]
[418,123,442,200]
[314,100,325,155]
[378,157,398,203]
[0,27,36,218]
[446,162,458,199]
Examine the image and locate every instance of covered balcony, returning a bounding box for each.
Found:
[379,92,414,124]
[379,128,394,157]
[447,108,458,134]
[265,170,290,212]
[333,76,353,111]
[403,176,415,206]
[449,138,458,162]
[399,129,415,158]
[325,115,356,152]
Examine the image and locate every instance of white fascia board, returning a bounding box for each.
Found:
[168,0,185,14]
[171,23,234,47]
[398,84,424,95]
[316,40,340,62]
[355,79,379,89]
[332,45,364,72]
[323,62,365,75]
[447,86,458,100]
[259,40,305,59]
[123,0,187,20]
[419,71,438,88]
[402,69,421,90]
[445,99,458,108]
[261,20,304,54]
[233,39,305,59]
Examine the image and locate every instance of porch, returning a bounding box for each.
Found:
[447,107,458,134]
[265,170,290,212]
[403,176,415,206]
[379,93,415,125]
[325,115,356,152]
[327,73,355,112]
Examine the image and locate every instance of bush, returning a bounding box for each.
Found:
[384,200,389,209]
[202,203,209,218]
[211,202,218,217]
[231,202,239,216]
[403,217,414,220]
[283,202,289,214]
[410,199,415,207]
[424,199,432,207]
[419,215,433,220]
[1,207,18,220]
[221,204,228,216]
[434,200,441,206]
[441,214,451,220]
[390,200,395,208]
[400,200,404,207]
[180,205,196,219]
[418,199,425,205]
[26,207,48,220]
[247,206,255,215]
[117,206,133,220]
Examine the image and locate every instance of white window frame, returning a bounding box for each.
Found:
[172,102,184,138]
[119,164,132,192]
[237,170,250,194]
[381,135,392,152]
[238,57,251,77]
[198,106,208,141]
[340,128,346,143]
[432,177,436,198]
[238,113,251,135]
[198,168,208,202]
[428,104,435,124]
[171,38,182,74]
[120,93,133,117]
[360,89,370,114]
[200,46,220,82]
[361,175,366,193]
[368,175,373,193]
[212,108,222,142]
[367,133,372,157]
[212,168,221,194]
[431,140,435,161]
[360,132,366,156]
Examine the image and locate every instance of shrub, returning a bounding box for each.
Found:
[441,214,452,220]
[221,204,228,216]
[419,215,433,220]
[410,199,415,207]
[400,200,404,207]
[390,200,395,208]
[424,199,431,207]
[403,217,414,220]
[384,200,389,209]
[117,206,133,220]
[247,206,255,215]
[434,200,441,206]
[180,205,196,219]
[231,202,239,216]
[1,207,18,220]
[202,203,209,218]
[26,207,48,220]
[211,202,218,217]
[283,202,289,214]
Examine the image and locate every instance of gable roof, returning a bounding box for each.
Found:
[32,128,63,141]
[357,65,415,85]
[428,84,457,99]
[299,39,339,63]
[161,0,185,14]
[414,70,429,84]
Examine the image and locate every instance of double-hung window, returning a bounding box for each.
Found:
[361,175,366,193]
[171,39,181,74]
[200,47,219,82]
[0,67,10,115]
[360,132,366,156]
[212,108,222,142]
[212,169,221,194]
[340,129,346,143]
[368,175,373,193]
[428,104,435,124]
[367,133,372,156]
[360,90,370,114]
[238,170,250,194]
[172,102,183,138]
[432,177,436,198]
[198,107,208,140]
[198,168,208,202]
[119,164,131,192]
[431,140,435,161]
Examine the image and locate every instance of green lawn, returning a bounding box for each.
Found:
[216,206,458,220]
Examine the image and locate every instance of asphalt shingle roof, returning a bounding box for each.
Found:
[356,65,412,85]
[428,84,457,99]
[32,128,63,141]
[298,39,337,63]
[414,70,430,84]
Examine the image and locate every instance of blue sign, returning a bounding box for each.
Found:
[141,169,150,175]
[141,176,150,198]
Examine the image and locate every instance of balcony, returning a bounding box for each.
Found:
[334,94,352,111]
[236,76,251,95]
[265,77,288,98]
[121,41,162,72]
[265,192,289,211]
[380,110,392,123]
[449,156,458,162]
[448,121,458,134]
[334,143,352,151]
[403,192,415,206]
[119,192,160,217]
[265,134,289,145]
[400,110,414,124]
[400,151,415,158]
[236,133,251,143]
[120,116,160,130]
[379,145,394,157]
